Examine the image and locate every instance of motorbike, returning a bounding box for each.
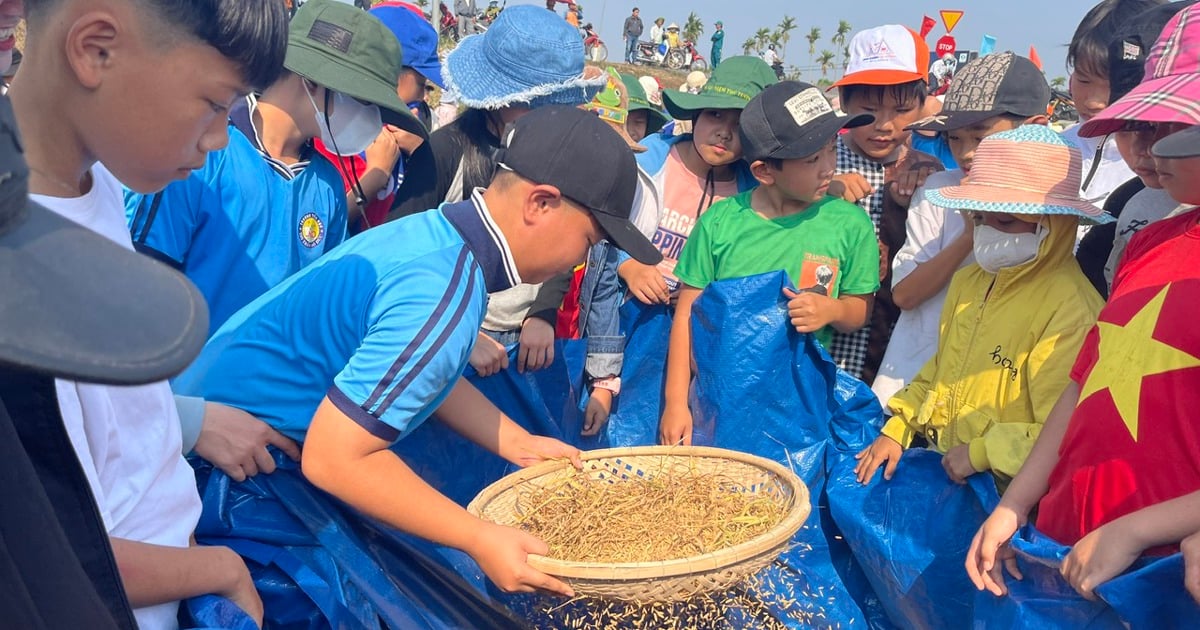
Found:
[582,24,607,62]
[666,40,708,71]
[434,2,496,43]
[1049,89,1079,124]
[771,61,784,80]
[633,40,707,71]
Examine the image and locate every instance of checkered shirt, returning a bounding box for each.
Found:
[831,136,886,379]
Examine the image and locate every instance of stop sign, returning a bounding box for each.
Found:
[935,35,957,57]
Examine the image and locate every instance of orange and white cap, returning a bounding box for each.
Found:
[832,25,930,88]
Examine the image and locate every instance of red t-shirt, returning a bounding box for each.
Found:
[1037,209,1200,551]
[313,141,396,234]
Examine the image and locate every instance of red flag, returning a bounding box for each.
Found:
[920,15,936,39]
[1029,45,1043,70]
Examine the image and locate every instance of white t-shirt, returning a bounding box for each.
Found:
[872,169,971,405]
[1104,186,1179,288]
[33,164,202,630]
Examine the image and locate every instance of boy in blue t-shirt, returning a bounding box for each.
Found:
[659,81,881,446]
[175,107,662,598]
[126,0,426,335]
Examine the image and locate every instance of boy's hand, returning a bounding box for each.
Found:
[505,433,583,470]
[215,546,264,628]
[887,160,940,208]
[469,332,509,377]
[853,434,903,483]
[1183,531,1200,603]
[828,173,873,203]
[966,505,1025,596]
[618,259,670,305]
[364,125,405,174]
[659,404,693,446]
[517,317,555,373]
[941,444,979,484]
[195,403,301,482]
[467,521,575,597]
[783,288,840,333]
[582,388,613,437]
[1061,520,1143,601]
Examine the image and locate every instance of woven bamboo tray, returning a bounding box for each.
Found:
[467,446,811,603]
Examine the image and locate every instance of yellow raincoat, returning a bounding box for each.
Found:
[881,214,1104,483]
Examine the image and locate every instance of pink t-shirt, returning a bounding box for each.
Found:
[653,146,738,292]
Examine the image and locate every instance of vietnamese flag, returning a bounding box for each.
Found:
[920,15,936,39]
[1029,45,1043,70]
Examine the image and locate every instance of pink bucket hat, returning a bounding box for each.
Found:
[926,125,1114,224]
[1078,3,1200,138]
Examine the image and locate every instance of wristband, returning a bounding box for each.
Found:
[592,377,621,395]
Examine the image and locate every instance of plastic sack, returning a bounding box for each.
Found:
[587,300,672,448]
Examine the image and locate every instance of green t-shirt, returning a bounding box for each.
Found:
[674,190,881,348]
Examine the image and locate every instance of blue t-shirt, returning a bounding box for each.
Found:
[126,126,348,336]
[173,196,521,443]
[911,132,958,170]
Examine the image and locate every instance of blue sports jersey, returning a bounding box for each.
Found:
[126,127,348,336]
[173,195,521,443]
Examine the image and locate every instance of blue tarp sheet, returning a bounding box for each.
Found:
[185,271,1198,629]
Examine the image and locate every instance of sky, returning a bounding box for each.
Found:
[515,0,1094,82]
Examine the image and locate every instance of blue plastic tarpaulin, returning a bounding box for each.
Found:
[186,271,1199,629]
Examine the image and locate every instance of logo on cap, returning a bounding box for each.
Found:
[865,39,898,64]
[1122,40,1142,61]
[309,20,354,53]
[784,89,833,127]
[299,212,325,248]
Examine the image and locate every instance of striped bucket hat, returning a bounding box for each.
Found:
[1079,2,1200,137]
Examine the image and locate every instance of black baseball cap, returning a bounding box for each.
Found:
[1108,1,1198,104]
[739,81,873,163]
[498,106,661,265]
[1151,125,1200,158]
[908,52,1050,132]
[0,97,209,384]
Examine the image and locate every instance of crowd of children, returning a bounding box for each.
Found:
[4,0,1200,626]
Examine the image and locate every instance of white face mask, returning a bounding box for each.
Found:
[973,222,1047,273]
[306,87,382,156]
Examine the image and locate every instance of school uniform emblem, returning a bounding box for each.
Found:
[299,212,324,248]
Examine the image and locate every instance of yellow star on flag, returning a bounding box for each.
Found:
[1078,284,1200,441]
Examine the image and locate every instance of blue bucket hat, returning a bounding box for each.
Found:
[369,1,445,89]
[443,5,606,109]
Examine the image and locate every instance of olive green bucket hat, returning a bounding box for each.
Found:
[620,73,669,134]
[662,56,778,120]
[284,0,426,139]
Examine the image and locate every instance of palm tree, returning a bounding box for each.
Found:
[683,12,704,45]
[770,30,783,55]
[832,20,852,49]
[413,0,428,7]
[755,27,772,53]
[842,45,851,70]
[817,50,836,77]
[742,37,757,55]
[805,26,821,58]
[784,66,802,81]
[777,16,797,58]
[1050,76,1067,91]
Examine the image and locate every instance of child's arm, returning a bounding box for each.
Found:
[966,381,1081,596]
[892,204,974,311]
[1184,531,1200,604]
[659,285,702,445]
[783,289,872,334]
[303,385,579,597]
[1062,489,1200,600]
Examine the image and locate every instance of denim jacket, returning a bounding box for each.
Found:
[578,132,756,381]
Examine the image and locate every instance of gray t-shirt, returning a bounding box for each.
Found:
[1104,186,1179,288]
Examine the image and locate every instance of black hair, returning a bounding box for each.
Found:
[838,79,927,109]
[1107,0,1197,102]
[27,0,288,91]
[1068,0,1166,78]
[452,109,508,193]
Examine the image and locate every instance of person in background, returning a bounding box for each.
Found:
[828,24,942,382]
[623,7,643,64]
[455,0,477,39]
[710,20,724,68]
[1073,0,1196,298]
[665,22,681,49]
[316,1,443,234]
[622,73,668,142]
[650,17,666,51]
